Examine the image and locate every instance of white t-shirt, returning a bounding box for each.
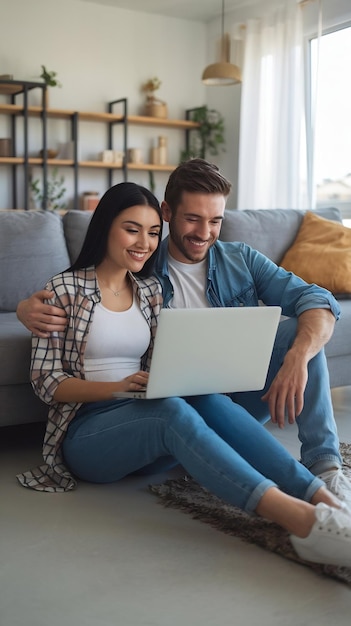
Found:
[84,298,150,381]
[168,254,209,308]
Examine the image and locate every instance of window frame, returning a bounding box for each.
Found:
[306,21,351,220]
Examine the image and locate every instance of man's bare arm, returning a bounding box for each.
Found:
[262,308,336,427]
[16,290,68,337]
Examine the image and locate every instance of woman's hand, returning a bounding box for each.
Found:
[53,370,150,403]
[118,370,149,392]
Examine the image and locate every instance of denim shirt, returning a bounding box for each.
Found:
[155,237,340,320]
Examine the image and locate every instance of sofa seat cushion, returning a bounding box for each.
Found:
[324,299,351,359]
[0,313,32,385]
[0,211,70,311]
[280,212,351,294]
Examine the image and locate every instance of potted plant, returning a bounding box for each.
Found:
[39,65,62,108]
[141,77,168,119]
[180,106,226,162]
[30,167,67,212]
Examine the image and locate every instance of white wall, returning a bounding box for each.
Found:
[0,0,207,207]
[1,0,350,210]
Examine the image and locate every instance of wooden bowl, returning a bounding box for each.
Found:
[39,149,58,159]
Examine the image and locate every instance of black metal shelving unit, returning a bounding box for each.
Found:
[0,79,48,210]
[108,97,128,186]
[0,88,200,211]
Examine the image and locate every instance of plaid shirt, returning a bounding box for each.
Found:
[17,267,163,492]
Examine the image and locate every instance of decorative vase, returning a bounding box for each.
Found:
[143,96,168,119]
[157,136,167,164]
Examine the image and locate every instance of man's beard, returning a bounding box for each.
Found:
[168,222,211,263]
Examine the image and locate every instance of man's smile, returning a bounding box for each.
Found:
[187,238,209,247]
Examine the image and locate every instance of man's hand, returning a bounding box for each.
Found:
[261,308,335,428]
[16,290,68,337]
[261,351,308,428]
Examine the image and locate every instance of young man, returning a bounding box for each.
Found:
[17,158,351,506]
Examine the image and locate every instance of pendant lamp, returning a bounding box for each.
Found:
[202,0,242,86]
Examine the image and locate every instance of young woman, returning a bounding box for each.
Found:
[17,182,351,568]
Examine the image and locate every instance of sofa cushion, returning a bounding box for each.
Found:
[280,212,351,294]
[324,300,351,359]
[62,210,93,264]
[0,211,70,311]
[219,207,342,264]
[0,312,32,385]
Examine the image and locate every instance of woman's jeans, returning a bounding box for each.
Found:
[62,392,323,514]
[231,317,342,473]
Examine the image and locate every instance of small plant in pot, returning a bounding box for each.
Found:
[39,65,62,107]
[141,77,167,119]
[30,167,67,212]
[180,106,225,161]
[40,65,62,87]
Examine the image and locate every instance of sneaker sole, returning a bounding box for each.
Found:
[290,536,351,567]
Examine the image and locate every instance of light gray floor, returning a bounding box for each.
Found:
[1,387,351,626]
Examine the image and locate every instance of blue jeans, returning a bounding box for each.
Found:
[62,393,323,514]
[231,318,342,473]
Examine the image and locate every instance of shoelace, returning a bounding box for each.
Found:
[315,503,351,534]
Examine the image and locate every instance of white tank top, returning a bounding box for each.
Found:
[84,298,150,381]
[168,255,209,308]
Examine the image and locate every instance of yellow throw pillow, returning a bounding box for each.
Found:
[280,211,351,293]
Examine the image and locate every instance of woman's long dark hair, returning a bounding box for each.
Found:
[69,182,163,278]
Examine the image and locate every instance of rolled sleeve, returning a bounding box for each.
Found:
[294,291,341,321]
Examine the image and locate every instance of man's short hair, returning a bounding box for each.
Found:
[164,158,232,212]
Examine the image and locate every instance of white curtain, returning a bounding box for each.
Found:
[237,3,308,210]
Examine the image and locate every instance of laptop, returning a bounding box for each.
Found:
[113,306,281,399]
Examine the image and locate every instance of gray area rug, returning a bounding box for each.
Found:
[150,443,351,586]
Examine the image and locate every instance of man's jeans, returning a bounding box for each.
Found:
[231,317,342,473]
[63,392,323,514]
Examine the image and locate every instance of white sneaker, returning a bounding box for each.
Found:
[290,503,351,567]
[318,468,351,508]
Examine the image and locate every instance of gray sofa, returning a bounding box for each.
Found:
[1,206,350,428]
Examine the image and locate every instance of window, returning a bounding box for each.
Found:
[310,25,351,224]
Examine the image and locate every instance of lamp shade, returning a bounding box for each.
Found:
[202,61,241,86]
[202,1,242,86]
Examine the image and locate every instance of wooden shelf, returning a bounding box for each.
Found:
[79,160,122,169]
[126,115,199,130]
[0,81,42,97]
[126,162,176,172]
[0,103,200,129]
[0,84,24,96]
[0,157,178,173]
[0,157,23,165]
[0,157,74,166]
[73,161,176,172]
[0,104,77,120]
